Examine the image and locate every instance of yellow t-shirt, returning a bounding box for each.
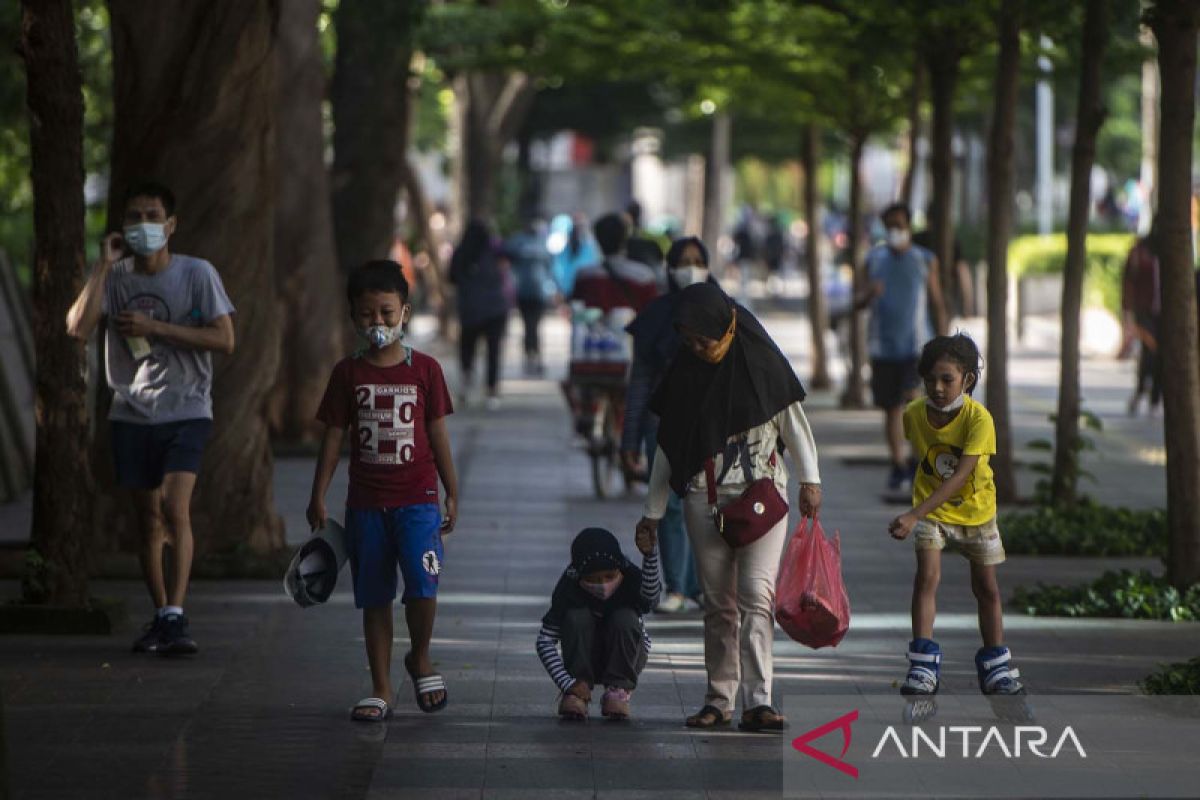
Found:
[903,395,997,526]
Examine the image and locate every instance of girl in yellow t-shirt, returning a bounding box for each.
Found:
[887,335,1026,705]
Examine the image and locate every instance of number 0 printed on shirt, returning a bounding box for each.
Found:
[355,383,418,465]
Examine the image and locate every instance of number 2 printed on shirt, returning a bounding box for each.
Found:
[355,383,418,465]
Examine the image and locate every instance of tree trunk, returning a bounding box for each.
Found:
[460,71,537,224]
[269,0,345,444]
[801,125,832,390]
[1050,0,1108,507]
[702,112,732,253]
[107,0,284,555]
[1149,0,1200,589]
[19,0,93,606]
[926,47,960,319]
[985,0,1021,504]
[900,54,924,208]
[403,158,450,336]
[330,0,419,273]
[842,132,868,408]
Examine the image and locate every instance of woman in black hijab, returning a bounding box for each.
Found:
[636,282,822,733]
[619,237,714,612]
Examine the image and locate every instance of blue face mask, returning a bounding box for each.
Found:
[123,222,168,256]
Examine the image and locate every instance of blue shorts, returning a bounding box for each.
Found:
[111,419,213,490]
[345,504,444,608]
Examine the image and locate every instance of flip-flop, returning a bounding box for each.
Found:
[351,696,392,723]
[404,652,449,713]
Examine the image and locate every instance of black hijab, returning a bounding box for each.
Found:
[649,283,806,495]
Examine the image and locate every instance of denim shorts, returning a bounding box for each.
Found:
[345,503,444,608]
[111,418,213,490]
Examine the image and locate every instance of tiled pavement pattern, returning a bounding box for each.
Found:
[1,309,1190,799]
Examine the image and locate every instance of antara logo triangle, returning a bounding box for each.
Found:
[791,709,860,779]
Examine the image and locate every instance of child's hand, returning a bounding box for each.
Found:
[306,497,327,532]
[635,518,658,555]
[567,680,591,702]
[889,512,918,540]
[440,496,457,535]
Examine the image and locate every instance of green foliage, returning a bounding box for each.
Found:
[1007,232,1136,316]
[21,548,49,604]
[1025,408,1104,503]
[1140,657,1200,695]
[1013,570,1200,621]
[1000,497,1167,557]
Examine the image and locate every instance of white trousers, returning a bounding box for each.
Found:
[683,490,789,714]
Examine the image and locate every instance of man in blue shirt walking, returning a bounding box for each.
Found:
[856,203,948,493]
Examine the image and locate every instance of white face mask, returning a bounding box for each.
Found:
[123,222,168,256]
[580,573,623,601]
[925,393,966,413]
[671,266,708,288]
[361,322,405,349]
[886,228,911,250]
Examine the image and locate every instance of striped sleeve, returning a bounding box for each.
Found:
[536,625,575,692]
[639,547,662,608]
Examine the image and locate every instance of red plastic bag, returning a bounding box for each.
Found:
[775,517,851,648]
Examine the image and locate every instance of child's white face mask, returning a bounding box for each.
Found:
[925,393,966,413]
[360,322,405,349]
[580,573,623,601]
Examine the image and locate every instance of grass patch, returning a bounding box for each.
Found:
[1000,499,1167,557]
[1140,657,1200,695]
[1012,569,1200,621]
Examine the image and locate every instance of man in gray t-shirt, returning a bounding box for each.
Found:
[67,181,236,657]
[855,203,947,494]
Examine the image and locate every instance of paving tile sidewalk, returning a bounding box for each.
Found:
[0,312,1192,799]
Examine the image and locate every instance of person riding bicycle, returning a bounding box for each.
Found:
[570,213,661,314]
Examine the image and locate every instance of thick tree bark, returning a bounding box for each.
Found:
[801,125,831,390]
[107,0,284,555]
[270,0,344,443]
[1050,0,1108,507]
[19,0,93,605]
[1148,0,1200,589]
[842,132,868,408]
[460,71,537,224]
[900,54,924,209]
[926,47,961,317]
[985,0,1021,504]
[330,0,419,273]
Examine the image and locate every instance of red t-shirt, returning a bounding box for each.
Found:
[316,350,453,509]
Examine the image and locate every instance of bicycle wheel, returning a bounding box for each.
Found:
[590,394,619,499]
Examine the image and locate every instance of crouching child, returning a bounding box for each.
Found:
[536,527,661,720]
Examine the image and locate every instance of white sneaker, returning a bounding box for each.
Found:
[656,593,686,613]
[485,395,501,412]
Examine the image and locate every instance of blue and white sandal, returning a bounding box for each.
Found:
[405,652,449,713]
[351,696,392,722]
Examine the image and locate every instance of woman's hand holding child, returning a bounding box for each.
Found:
[634,518,659,555]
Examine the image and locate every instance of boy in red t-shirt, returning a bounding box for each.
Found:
[308,260,459,722]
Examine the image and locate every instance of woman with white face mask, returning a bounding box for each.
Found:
[619,237,713,614]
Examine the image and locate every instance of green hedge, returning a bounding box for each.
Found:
[999,499,1167,557]
[1140,657,1200,694]
[1012,569,1200,621]
[1008,232,1136,316]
